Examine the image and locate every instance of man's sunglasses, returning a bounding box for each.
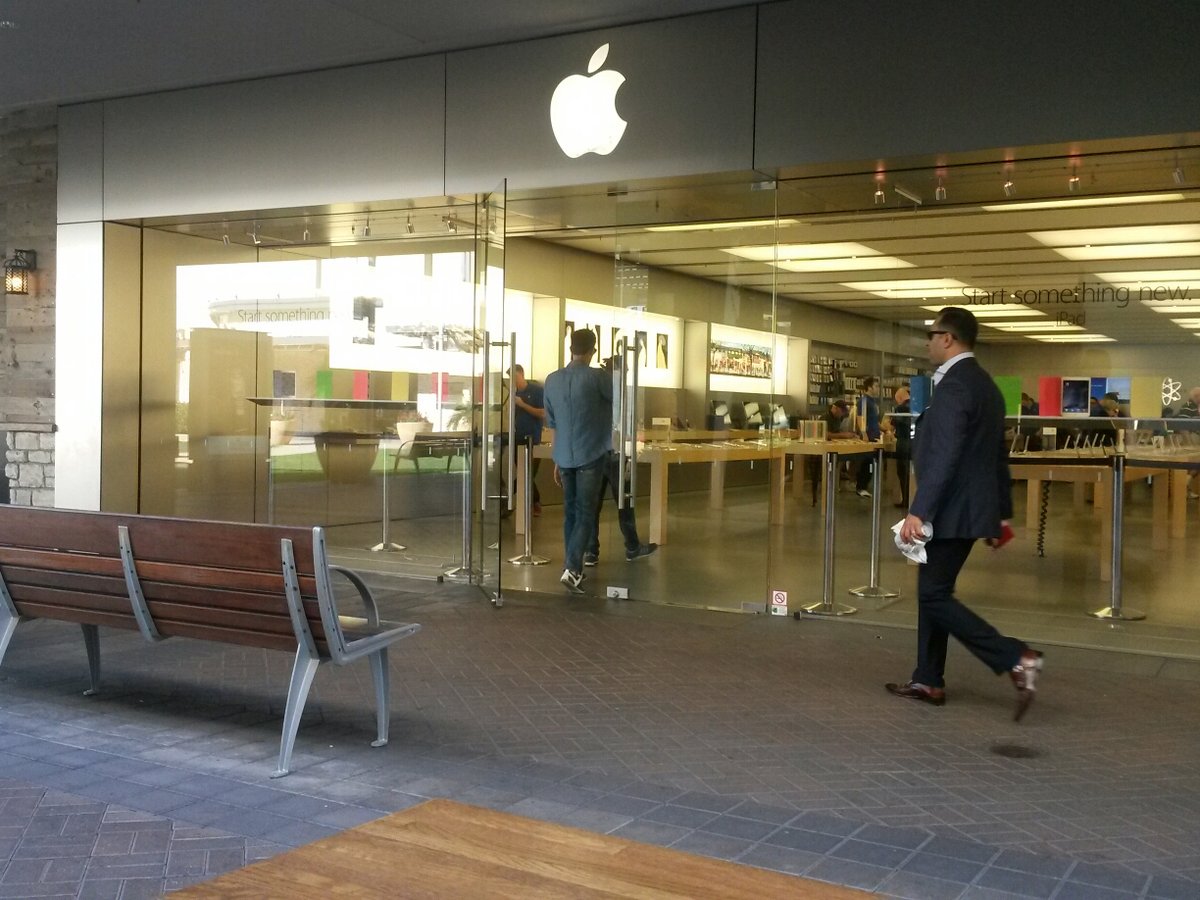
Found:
[926,329,950,340]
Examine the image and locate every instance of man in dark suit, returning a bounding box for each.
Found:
[887,307,1044,721]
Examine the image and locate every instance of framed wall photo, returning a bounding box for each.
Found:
[656,333,668,369]
[709,339,772,379]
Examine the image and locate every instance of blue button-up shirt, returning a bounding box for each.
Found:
[543,361,613,468]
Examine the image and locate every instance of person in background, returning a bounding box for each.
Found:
[855,376,881,497]
[1017,392,1042,451]
[543,329,611,593]
[509,364,545,516]
[585,355,657,566]
[891,386,912,510]
[1019,393,1039,416]
[887,307,1043,722]
[1179,387,1200,499]
[807,399,856,507]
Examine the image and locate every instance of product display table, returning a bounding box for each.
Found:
[1009,451,1161,583]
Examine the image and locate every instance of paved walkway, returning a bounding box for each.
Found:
[1,577,1199,899]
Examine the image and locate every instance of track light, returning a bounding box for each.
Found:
[363,217,371,238]
[406,215,415,234]
[873,186,885,205]
[934,181,947,201]
[1003,180,1015,197]
[1068,173,1080,192]
[1173,167,1186,185]
[302,227,310,242]
[222,233,230,247]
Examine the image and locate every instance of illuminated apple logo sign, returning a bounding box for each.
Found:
[550,43,627,159]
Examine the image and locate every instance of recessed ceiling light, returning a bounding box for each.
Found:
[1144,303,1200,313]
[776,256,913,272]
[988,321,1084,331]
[844,278,968,299]
[1048,241,1200,261]
[1097,270,1200,289]
[1169,318,1200,329]
[1029,333,1115,343]
[649,218,797,233]
[920,304,1046,318]
[1030,224,1200,247]
[982,192,1186,212]
[729,242,884,261]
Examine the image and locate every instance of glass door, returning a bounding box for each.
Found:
[473,183,507,601]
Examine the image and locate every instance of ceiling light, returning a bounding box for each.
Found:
[1068,173,1080,192]
[646,218,796,232]
[730,242,884,261]
[1174,167,1186,185]
[777,256,914,272]
[981,192,1185,212]
[406,215,415,234]
[221,233,230,247]
[1049,241,1200,261]
[363,218,371,238]
[934,181,947,201]
[1030,224,1200,247]
[1168,318,1200,329]
[920,304,1046,318]
[988,321,1085,332]
[1097,269,1200,288]
[844,278,968,299]
[874,186,885,205]
[1144,303,1200,313]
[1003,180,1015,197]
[1029,333,1115,343]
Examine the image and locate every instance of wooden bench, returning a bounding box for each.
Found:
[0,505,421,778]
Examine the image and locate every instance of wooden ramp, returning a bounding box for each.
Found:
[174,798,872,898]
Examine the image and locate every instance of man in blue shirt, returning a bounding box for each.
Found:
[543,329,612,592]
[855,376,881,497]
[510,364,545,515]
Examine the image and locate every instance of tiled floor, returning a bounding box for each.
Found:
[2,575,1200,898]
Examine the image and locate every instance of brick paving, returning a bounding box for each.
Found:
[1,577,1199,898]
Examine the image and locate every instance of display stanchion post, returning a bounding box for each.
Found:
[509,437,548,566]
[850,445,899,601]
[1091,448,1144,620]
[371,443,406,552]
[802,449,857,617]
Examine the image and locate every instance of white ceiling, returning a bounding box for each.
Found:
[0,0,758,114]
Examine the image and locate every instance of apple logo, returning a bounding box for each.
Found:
[550,43,627,158]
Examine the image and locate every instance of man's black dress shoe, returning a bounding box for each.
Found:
[885,681,946,706]
[1010,649,1043,722]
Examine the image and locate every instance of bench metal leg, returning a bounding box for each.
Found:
[0,611,17,668]
[80,624,101,696]
[273,647,320,779]
[369,648,390,748]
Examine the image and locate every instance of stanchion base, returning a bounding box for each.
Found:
[443,566,474,580]
[370,542,406,552]
[508,554,550,566]
[1089,606,1146,621]
[487,541,500,550]
[849,585,899,599]
[801,601,858,617]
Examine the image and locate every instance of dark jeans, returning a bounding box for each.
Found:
[894,452,910,506]
[912,538,1026,688]
[589,453,640,556]
[855,458,874,492]
[560,454,607,574]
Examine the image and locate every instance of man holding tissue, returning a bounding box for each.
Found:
[887,307,1044,721]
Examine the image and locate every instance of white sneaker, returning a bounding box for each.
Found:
[857,489,871,498]
[560,569,585,593]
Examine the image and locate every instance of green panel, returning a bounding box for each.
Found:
[993,375,1022,415]
[315,369,333,399]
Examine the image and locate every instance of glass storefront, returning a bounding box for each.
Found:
[113,139,1200,656]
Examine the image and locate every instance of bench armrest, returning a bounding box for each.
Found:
[328,565,381,627]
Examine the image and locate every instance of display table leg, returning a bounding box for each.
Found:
[1025,478,1040,534]
[1153,473,1169,550]
[649,457,668,546]
[710,460,726,509]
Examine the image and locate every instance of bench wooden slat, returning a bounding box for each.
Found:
[12,584,134,615]
[0,547,125,578]
[10,601,140,631]
[5,567,130,597]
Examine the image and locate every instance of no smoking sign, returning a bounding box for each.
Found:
[770,589,788,616]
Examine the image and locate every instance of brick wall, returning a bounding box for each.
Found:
[1,106,57,506]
